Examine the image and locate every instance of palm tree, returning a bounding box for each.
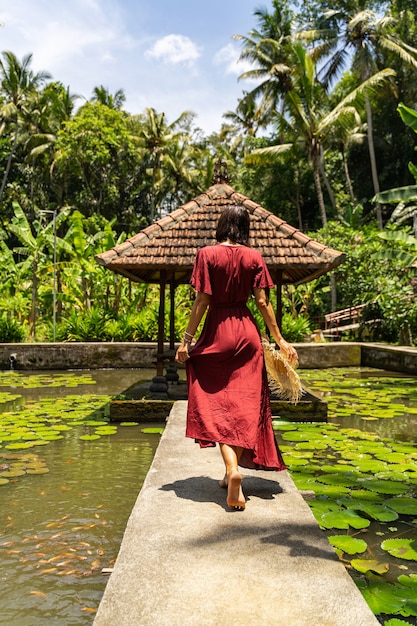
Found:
[91,85,126,110]
[245,45,394,226]
[0,51,51,201]
[135,108,195,221]
[304,7,417,226]
[233,0,295,122]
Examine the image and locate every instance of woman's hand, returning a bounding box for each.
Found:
[278,339,298,366]
[175,341,191,363]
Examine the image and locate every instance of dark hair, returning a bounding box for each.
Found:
[215,205,250,245]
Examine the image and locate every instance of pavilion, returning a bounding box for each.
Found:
[96,167,345,373]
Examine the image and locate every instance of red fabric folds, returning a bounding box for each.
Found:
[185,245,286,472]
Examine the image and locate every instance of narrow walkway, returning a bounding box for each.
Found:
[94,401,378,626]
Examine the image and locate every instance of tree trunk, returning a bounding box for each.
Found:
[341,146,356,203]
[365,95,383,229]
[30,257,38,340]
[0,125,18,201]
[319,147,337,213]
[312,151,328,226]
[295,166,303,230]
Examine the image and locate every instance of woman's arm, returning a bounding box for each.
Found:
[253,287,298,364]
[175,291,211,363]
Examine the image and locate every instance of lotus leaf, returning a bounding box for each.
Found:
[271,421,296,431]
[360,480,408,495]
[286,457,309,467]
[316,474,357,487]
[5,442,35,450]
[328,535,368,554]
[355,579,409,615]
[79,434,101,441]
[351,558,389,574]
[355,460,390,473]
[141,428,164,434]
[346,502,399,522]
[316,509,371,529]
[0,469,26,477]
[349,489,382,502]
[381,539,417,561]
[397,574,417,588]
[384,498,417,515]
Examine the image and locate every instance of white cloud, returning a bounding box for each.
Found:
[214,42,255,79]
[1,0,135,76]
[145,34,201,66]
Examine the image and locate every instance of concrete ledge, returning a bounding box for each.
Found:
[361,343,417,374]
[93,402,378,626]
[1,341,416,374]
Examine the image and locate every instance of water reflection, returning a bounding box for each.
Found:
[0,369,162,626]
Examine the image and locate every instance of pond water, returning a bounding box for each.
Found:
[0,369,163,626]
[277,367,417,625]
[1,366,416,625]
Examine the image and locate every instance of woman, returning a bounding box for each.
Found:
[175,205,297,511]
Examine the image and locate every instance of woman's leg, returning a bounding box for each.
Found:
[219,443,245,509]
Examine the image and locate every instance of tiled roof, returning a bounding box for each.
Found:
[96,183,345,285]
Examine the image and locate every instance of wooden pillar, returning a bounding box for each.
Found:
[276,271,283,331]
[157,270,166,376]
[169,276,176,351]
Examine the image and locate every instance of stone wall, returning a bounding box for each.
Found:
[0,341,416,374]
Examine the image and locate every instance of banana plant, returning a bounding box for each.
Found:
[7,202,71,338]
[372,104,417,216]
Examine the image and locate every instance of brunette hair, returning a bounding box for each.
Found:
[215,205,250,245]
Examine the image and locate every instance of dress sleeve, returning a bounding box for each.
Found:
[253,253,274,289]
[190,248,213,295]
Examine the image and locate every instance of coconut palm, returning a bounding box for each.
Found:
[303,6,417,226]
[245,44,394,226]
[91,85,126,110]
[233,0,295,122]
[0,51,51,200]
[135,107,195,221]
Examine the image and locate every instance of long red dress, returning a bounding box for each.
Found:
[185,244,286,471]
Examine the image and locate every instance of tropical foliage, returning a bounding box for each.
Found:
[0,0,416,344]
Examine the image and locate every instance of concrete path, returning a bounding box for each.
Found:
[94,401,379,626]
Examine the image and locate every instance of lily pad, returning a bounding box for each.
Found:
[314,509,371,530]
[351,559,389,574]
[141,428,164,434]
[381,539,417,561]
[385,497,417,515]
[359,479,408,495]
[397,574,417,588]
[79,434,101,441]
[328,535,368,554]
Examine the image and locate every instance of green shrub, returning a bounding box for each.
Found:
[281,313,312,343]
[0,315,25,343]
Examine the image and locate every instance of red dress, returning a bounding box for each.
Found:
[185,244,286,471]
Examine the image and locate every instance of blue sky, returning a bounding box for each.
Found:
[0,0,266,134]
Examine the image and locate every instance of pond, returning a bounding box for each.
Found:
[0,369,164,626]
[1,366,416,625]
[275,367,417,626]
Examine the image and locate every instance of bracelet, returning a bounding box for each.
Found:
[184,331,194,341]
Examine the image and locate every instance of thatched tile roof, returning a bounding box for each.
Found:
[96,183,345,285]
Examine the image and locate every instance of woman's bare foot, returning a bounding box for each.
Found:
[226,470,245,510]
[219,474,228,489]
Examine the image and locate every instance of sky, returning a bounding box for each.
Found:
[0,0,266,134]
